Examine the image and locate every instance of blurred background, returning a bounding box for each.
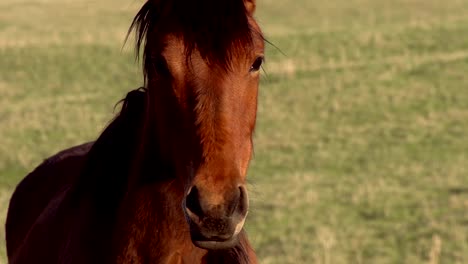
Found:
[1,0,468,263]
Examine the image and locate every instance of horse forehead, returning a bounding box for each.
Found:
[162,36,187,79]
[161,33,260,74]
[161,36,210,81]
[248,16,264,49]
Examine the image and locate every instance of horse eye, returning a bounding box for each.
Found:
[153,55,170,76]
[250,56,264,72]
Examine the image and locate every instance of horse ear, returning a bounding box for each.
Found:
[244,0,256,15]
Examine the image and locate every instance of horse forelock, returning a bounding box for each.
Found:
[128,0,259,81]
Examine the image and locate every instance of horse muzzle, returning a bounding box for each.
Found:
[183,185,249,250]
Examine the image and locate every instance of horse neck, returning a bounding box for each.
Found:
[64,89,151,262]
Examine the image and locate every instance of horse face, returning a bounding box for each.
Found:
[159,16,264,250]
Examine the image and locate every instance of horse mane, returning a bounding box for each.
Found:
[127,0,256,81]
[59,88,150,262]
[76,88,148,204]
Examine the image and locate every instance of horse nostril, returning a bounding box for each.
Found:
[185,186,203,218]
[237,185,249,217]
[226,187,241,216]
[224,186,249,218]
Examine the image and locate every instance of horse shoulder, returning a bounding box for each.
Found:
[5,142,93,262]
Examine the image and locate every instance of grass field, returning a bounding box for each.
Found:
[2,0,468,263]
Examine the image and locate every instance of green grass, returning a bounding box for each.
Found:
[2,0,468,263]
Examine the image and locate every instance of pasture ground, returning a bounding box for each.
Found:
[1,0,468,263]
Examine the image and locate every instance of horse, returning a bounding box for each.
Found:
[5,0,265,263]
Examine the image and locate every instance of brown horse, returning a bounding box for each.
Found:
[5,0,265,263]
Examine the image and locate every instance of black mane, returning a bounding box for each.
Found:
[128,0,255,80]
[68,87,147,211]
